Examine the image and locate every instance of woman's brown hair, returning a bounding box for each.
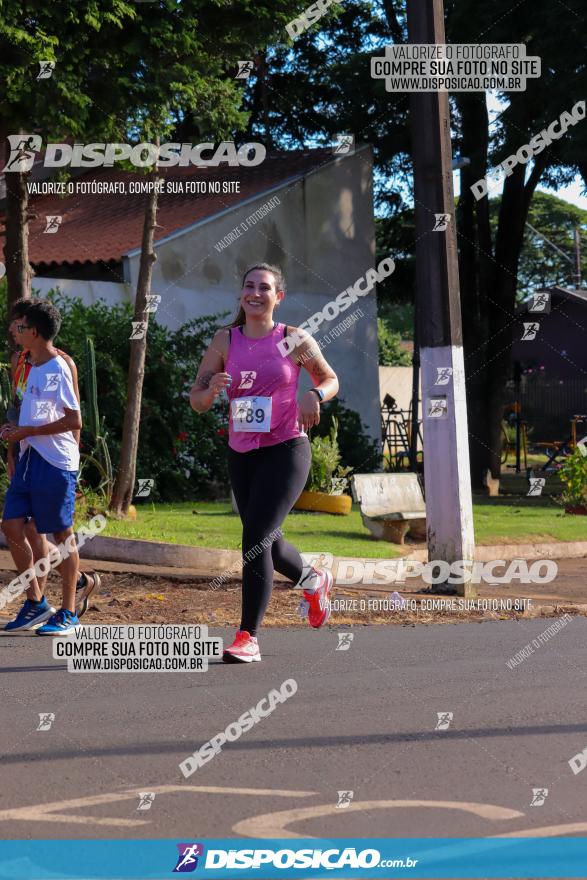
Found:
[228,263,286,327]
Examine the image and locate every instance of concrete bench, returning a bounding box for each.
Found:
[351,473,426,544]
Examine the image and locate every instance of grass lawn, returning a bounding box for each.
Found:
[473,495,586,543]
[102,496,587,555]
[103,502,397,558]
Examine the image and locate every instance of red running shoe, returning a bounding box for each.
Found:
[223,630,261,663]
[303,568,333,628]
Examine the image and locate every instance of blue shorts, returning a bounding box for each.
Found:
[3,447,77,534]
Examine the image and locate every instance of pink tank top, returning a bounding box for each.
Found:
[225,323,302,452]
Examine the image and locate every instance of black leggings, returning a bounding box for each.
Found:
[228,437,311,636]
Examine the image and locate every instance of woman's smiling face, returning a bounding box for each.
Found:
[240,269,284,319]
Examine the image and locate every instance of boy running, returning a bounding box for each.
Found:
[2,301,83,635]
[5,298,100,621]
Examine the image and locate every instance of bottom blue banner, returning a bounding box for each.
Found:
[0,837,585,878]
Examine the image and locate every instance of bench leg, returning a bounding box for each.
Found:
[360,514,386,541]
[408,518,426,541]
[381,520,410,545]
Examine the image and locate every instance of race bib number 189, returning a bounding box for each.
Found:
[231,396,272,432]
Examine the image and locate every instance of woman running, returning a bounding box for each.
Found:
[190,263,339,663]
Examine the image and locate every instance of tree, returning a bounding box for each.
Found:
[241,0,587,488]
[450,0,586,485]
[490,191,587,295]
[0,2,134,318]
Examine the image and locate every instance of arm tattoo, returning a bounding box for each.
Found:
[196,370,214,390]
[308,358,330,382]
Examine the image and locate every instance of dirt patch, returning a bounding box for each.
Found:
[1,569,582,629]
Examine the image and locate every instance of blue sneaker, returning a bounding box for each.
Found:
[3,597,55,632]
[36,609,80,636]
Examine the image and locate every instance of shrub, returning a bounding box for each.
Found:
[41,290,230,501]
[557,448,587,508]
[312,398,381,473]
[377,317,412,366]
[306,419,351,495]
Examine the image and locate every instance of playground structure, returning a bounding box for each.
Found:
[381,394,422,472]
[501,408,586,473]
[533,414,587,471]
[381,388,585,479]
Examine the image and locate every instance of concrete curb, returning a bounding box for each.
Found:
[402,542,587,562]
[0,532,241,576]
[79,535,587,571]
[0,532,584,574]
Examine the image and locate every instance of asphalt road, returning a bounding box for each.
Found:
[1,619,587,841]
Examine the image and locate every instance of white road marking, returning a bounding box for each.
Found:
[233,799,524,838]
[494,822,587,837]
[0,785,317,828]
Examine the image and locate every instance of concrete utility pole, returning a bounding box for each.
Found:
[406,0,476,597]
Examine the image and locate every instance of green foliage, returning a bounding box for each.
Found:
[78,337,113,499]
[375,212,416,306]
[312,399,381,474]
[377,318,411,366]
[557,449,587,507]
[40,290,230,501]
[378,300,414,339]
[307,419,352,495]
[0,363,12,423]
[489,192,587,298]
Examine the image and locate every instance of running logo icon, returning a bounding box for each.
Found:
[235,61,254,79]
[130,321,148,340]
[521,322,539,341]
[337,790,354,808]
[37,713,55,731]
[238,370,256,390]
[333,134,355,155]
[527,477,546,497]
[144,294,161,313]
[336,633,354,651]
[43,374,61,391]
[135,478,154,498]
[173,843,204,873]
[428,398,448,418]
[4,134,42,172]
[530,787,548,806]
[137,792,155,811]
[435,712,453,730]
[432,213,451,232]
[529,292,551,313]
[434,367,453,386]
[44,215,62,234]
[37,61,55,79]
[33,400,57,420]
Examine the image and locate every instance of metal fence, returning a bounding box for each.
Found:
[504,376,587,439]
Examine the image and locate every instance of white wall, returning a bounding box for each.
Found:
[32,277,132,309]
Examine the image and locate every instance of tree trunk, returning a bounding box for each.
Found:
[2,136,33,330]
[109,166,160,517]
[456,95,492,490]
[486,154,549,478]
